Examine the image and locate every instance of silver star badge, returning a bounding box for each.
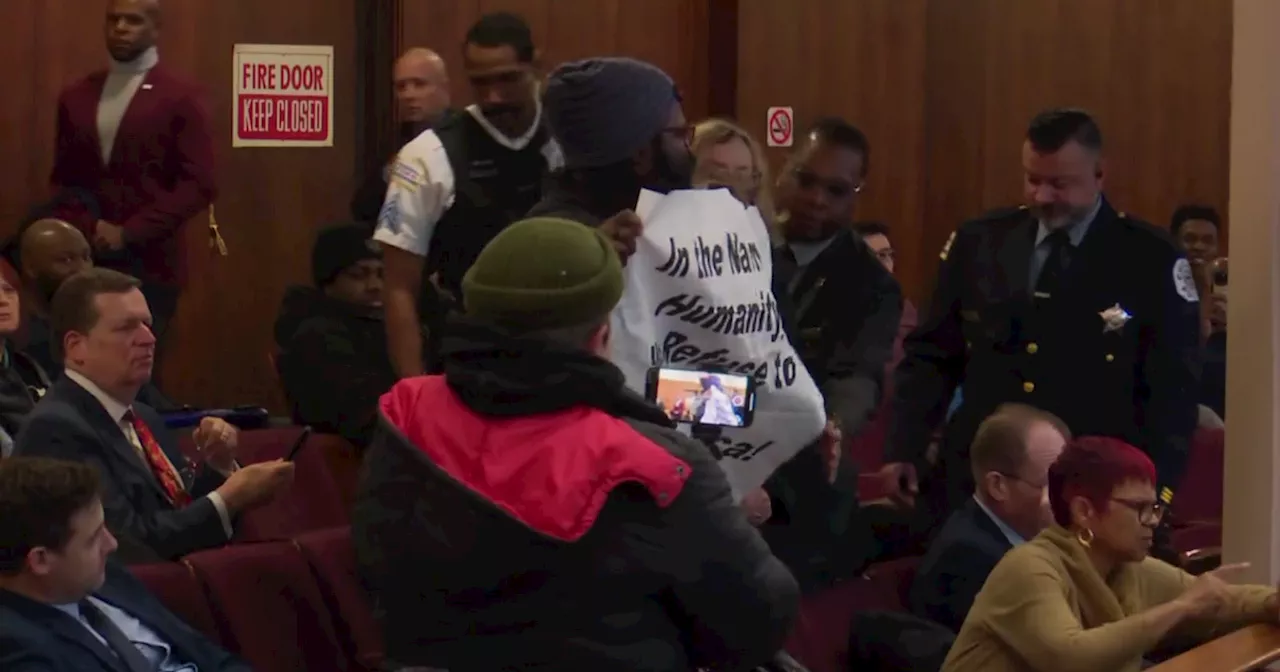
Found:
[1100,303,1132,333]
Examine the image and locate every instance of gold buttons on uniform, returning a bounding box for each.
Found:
[1105,354,1115,362]
[1023,382,1035,393]
[1026,343,1038,354]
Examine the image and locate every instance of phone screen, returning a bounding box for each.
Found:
[646,367,756,428]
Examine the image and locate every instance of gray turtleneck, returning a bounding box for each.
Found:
[97,47,159,163]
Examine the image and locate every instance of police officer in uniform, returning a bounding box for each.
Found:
[375,13,563,377]
[880,109,1201,562]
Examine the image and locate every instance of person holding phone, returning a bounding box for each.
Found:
[354,217,798,672]
[1171,205,1227,419]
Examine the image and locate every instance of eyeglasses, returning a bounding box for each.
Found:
[792,168,862,199]
[1111,497,1165,524]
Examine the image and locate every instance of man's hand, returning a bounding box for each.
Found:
[95,220,125,251]
[215,460,295,514]
[877,461,919,508]
[820,419,842,484]
[192,417,239,473]
[741,488,772,526]
[598,209,643,265]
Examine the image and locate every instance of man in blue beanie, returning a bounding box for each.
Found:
[529,57,694,246]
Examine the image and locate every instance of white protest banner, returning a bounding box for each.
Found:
[610,189,827,497]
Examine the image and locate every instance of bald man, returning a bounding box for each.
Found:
[351,48,454,223]
[49,0,216,349]
[17,220,94,377]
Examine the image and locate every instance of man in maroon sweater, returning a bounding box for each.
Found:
[49,0,216,345]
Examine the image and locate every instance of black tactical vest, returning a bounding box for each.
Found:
[427,112,554,297]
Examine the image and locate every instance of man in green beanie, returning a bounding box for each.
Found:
[354,217,799,672]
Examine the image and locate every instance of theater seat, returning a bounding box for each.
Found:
[128,561,223,645]
[784,556,921,672]
[229,429,353,541]
[1176,428,1225,525]
[294,527,384,672]
[185,541,349,672]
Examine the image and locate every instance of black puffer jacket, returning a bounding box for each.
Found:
[352,319,799,672]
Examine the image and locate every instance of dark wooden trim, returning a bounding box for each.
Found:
[354,0,400,186]
[706,0,740,119]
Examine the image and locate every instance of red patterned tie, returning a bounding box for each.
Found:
[126,411,192,507]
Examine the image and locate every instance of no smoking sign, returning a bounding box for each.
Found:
[766,106,793,147]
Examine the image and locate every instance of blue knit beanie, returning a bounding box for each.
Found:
[544,57,679,169]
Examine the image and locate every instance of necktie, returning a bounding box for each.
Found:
[125,410,192,507]
[1035,229,1073,298]
[78,599,156,672]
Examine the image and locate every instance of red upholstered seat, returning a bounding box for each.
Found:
[294,527,384,672]
[229,428,353,541]
[185,541,349,672]
[128,561,223,645]
[1175,427,1224,525]
[784,556,921,672]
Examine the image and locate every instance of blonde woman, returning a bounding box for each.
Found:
[691,118,777,230]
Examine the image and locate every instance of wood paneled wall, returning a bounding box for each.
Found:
[738,0,1233,303]
[2,0,358,408]
[399,0,713,122]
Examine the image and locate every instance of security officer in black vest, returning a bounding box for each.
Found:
[880,109,1201,561]
[375,13,562,377]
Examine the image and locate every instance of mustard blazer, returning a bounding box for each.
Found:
[942,525,1275,672]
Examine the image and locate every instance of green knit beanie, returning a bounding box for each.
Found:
[462,217,624,331]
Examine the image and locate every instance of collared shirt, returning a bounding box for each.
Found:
[53,596,198,671]
[63,369,233,539]
[1028,196,1103,289]
[973,494,1026,546]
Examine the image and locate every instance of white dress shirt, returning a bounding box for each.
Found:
[64,369,233,539]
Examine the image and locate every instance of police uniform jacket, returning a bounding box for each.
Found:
[888,200,1201,504]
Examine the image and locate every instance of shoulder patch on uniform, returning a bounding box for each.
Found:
[939,230,957,261]
[377,195,402,236]
[390,158,429,188]
[1172,258,1199,302]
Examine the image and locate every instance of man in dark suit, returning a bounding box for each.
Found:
[49,0,217,346]
[0,456,250,671]
[909,404,1068,631]
[15,268,293,561]
[762,118,904,592]
[880,110,1202,544]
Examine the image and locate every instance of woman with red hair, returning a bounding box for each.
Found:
[943,436,1279,672]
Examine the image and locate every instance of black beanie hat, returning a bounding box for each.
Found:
[311,224,380,287]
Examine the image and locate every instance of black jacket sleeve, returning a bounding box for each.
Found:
[909,539,996,633]
[282,320,393,446]
[618,428,800,671]
[1139,249,1202,500]
[16,415,229,560]
[887,228,970,464]
[822,248,903,437]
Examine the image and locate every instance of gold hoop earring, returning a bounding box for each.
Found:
[1077,527,1094,548]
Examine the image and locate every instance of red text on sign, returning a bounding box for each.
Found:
[238,95,329,141]
[240,63,326,92]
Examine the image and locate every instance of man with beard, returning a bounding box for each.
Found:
[763,118,906,591]
[375,12,562,377]
[881,109,1200,565]
[350,48,452,223]
[529,57,692,233]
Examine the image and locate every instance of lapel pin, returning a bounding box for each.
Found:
[142,84,153,90]
[1100,303,1132,333]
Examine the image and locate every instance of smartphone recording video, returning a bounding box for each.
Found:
[645,366,756,428]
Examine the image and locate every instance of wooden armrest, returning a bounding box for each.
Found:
[1149,624,1280,671]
